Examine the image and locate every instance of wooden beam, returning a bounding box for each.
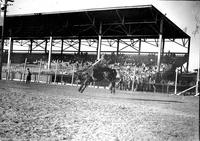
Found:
[157,19,163,72]
[48,36,53,70]
[97,23,102,60]
[7,37,13,72]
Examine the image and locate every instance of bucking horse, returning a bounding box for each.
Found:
[75,61,118,93]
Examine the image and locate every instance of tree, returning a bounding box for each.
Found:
[192,2,200,37]
[192,2,200,95]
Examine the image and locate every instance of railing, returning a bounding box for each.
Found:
[2,61,77,84]
[2,58,197,95]
[2,66,197,95]
[176,85,196,96]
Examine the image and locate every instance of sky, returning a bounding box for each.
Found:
[1,0,200,71]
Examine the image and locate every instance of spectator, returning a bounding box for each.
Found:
[26,68,32,84]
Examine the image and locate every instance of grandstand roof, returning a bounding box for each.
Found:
[2,5,190,39]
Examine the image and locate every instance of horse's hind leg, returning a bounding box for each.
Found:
[80,85,86,93]
[112,87,115,94]
[110,86,115,94]
[78,84,84,92]
[80,83,89,93]
[80,79,89,93]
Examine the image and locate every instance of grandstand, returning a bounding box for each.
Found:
[1,5,194,94]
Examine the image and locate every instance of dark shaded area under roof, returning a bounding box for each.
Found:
[1,5,190,40]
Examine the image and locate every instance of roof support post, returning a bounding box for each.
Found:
[29,39,33,54]
[138,38,141,55]
[161,38,165,56]
[97,23,102,60]
[186,37,190,72]
[48,36,53,70]
[45,39,48,54]
[157,19,163,72]
[7,37,13,71]
[61,39,64,56]
[117,39,120,56]
[61,39,64,60]
[78,38,81,54]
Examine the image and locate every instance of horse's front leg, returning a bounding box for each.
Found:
[108,83,112,92]
[111,86,115,94]
[109,81,116,94]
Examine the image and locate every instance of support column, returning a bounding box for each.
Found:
[47,36,53,70]
[186,37,190,72]
[117,39,120,56]
[174,68,178,94]
[29,39,33,54]
[78,38,81,54]
[196,57,199,95]
[138,38,141,55]
[162,38,165,56]
[97,23,102,60]
[157,19,163,72]
[45,39,48,54]
[61,39,64,56]
[7,37,13,69]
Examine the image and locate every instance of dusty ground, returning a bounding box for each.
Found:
[0,80,199,141]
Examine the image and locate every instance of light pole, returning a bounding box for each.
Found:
[0,0,13,80]
[0,0,7,79]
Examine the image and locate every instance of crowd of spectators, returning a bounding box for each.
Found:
[32,52,181,93]
[114,62,173,92]
[62,52,175,92]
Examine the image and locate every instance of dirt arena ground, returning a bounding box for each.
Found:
[0,80,199,141]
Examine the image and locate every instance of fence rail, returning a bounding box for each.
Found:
[1,61,197,95]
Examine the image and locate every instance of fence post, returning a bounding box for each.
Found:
[61,66,64,85]
[10,61,13,80]
[196,66,199,95]
[71,64,75,86]
[132,66,136,91]
[174,68,178,94]
[6,59,11,80]
[54,60,58,83]
[38,59,42,83]
[22,58,27,82]
[196,65,200,94]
